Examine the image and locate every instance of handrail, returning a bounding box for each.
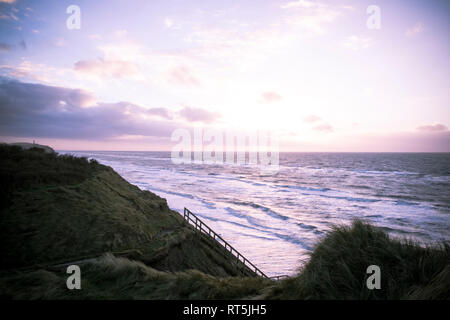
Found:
[183,207,269,278]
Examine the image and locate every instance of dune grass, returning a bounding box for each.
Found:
[266,220,450,300]
[0,144,103,200]
[0,253,272,300]
[1,221,448,300]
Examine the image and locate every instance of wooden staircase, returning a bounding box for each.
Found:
[183,207,288,280]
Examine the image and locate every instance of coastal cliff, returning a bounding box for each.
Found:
[0,145,448,300]
[0,144,252,277]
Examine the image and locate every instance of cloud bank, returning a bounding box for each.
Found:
[0,78,448,152]
[0,78,178,139]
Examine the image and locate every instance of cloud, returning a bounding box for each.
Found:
[0,77,96,109]
[0,43,12,51]
[262,91,282,103]
[313,123,334,133]
[406,22,424,38]
[179,3,343,64]
[178,106,220,123]
[0,78,177,139]
[74,58,139,78]
[0,12,17,20]
[416,123,448,132]
[281,0,317,9]
[169,66,200,86]
[304,115,332,132]
[281,0,352,36]
[146,107,173,120]
[281,0,354,11]
[0,40,27,51]
[0,60,62,83]
[0,2,18,20]
[344,35,373,50]
[303,115,321,123]
[0,0,16,3]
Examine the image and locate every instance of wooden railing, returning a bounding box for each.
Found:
[183,207,288,280]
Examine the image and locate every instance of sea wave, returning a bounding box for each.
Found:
[229,201,290,221]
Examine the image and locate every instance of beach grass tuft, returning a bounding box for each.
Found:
[266,220,450,299]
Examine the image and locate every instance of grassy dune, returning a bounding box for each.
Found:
[0,254,272,300]
[1,222,447,300]
[0,145,448,299]
[0,145,250,277]
[266,221,450,300]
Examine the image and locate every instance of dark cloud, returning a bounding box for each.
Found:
[0,40,27,51]
[0,43,12,51]
[0,78,177,139]
[178,106,220,123]
[417,123,448,132]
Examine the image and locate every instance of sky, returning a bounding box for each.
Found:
[0,0,449,151]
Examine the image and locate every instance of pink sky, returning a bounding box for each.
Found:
[0,0,449,151]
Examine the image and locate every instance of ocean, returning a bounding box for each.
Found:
[62,151,450,277]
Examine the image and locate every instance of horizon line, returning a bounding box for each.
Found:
[56,149,450,154]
